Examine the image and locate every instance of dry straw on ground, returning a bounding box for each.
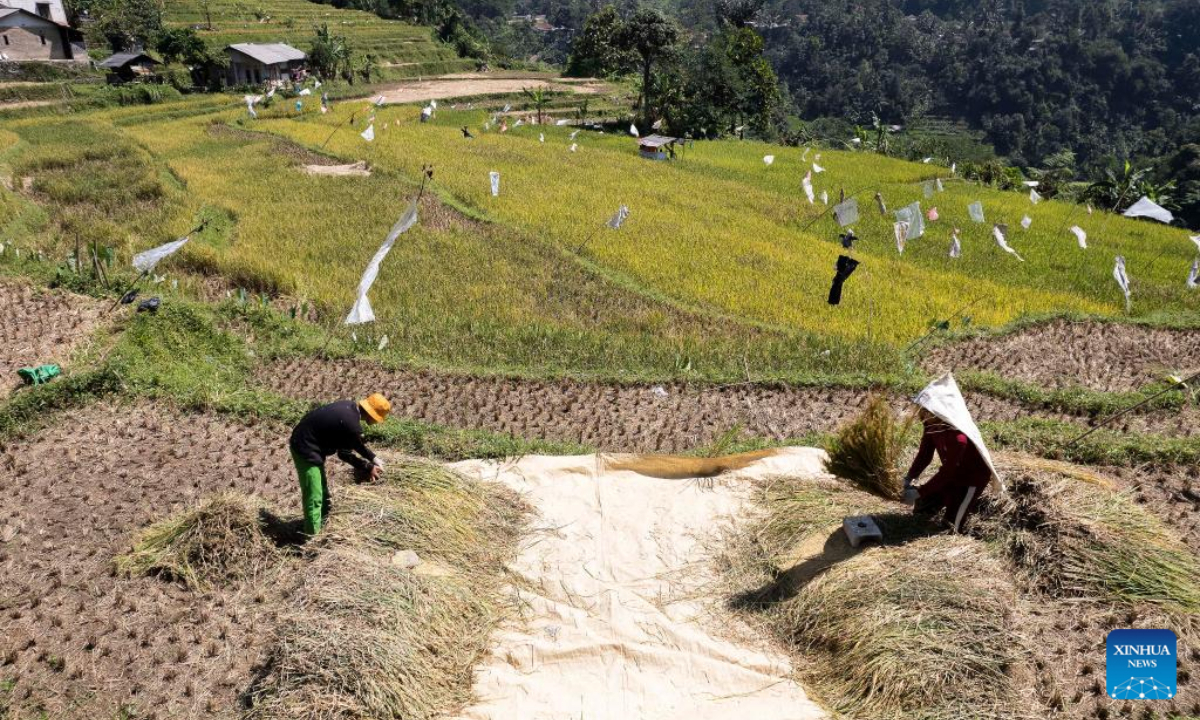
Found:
[976,464,1200,612]
[115,492,282,589]
[724,455,1200,720]
[246,460,531,720]
[779,536,1034,720]
[115,460,530,720]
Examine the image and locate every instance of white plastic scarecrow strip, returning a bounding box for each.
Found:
[344,198,418,325]
[607,205,630,230]
[1113,255,1131,311]
[133,235,191,273]
[992,224,1023,261]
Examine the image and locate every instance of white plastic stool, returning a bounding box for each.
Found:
[843,515,883,548]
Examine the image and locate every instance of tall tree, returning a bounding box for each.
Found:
[616,8,679,123]
[566,6,634,78]
[76,0,163,52]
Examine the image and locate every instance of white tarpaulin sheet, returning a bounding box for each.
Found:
[132,235,190,273]
[344,198,418,324]
[452,450,830,720]
[1123,197,1173,224]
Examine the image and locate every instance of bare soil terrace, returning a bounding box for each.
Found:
[0,404,326,719]
[925,319,1200,392]
[256,357,1200,453]
[374,75,608,106]
[0,277,104,399]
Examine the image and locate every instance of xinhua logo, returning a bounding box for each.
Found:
[1106,629,1177,700]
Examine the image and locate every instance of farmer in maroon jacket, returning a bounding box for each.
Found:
[904,374,1001,532]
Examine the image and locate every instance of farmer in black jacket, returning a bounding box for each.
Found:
[289,394,391,535]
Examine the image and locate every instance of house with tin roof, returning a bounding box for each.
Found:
[225,42,306,86]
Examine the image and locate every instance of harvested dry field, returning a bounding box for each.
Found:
[0,277,104,398]
[0,404,311,719]
[257,355,1200,454]
[924,319,1200,392]
[374,75,607,105]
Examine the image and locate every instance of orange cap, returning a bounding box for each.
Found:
[359,393,392,424]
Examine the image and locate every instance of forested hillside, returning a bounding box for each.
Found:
[753,0,1199,170]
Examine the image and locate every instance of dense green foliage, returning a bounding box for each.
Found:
[753,1,1200,169]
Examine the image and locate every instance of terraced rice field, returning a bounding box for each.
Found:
[163,0,473,74]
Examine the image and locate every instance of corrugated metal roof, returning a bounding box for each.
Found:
[99,52,157,69]
[226,43,306,65]
[638,135,679,148]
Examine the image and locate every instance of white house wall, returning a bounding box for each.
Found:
[0,0,68,25]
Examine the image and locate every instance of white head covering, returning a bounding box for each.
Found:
[914,373,1002,491]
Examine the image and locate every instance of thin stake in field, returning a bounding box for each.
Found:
[1065,370,1200,448]
[108,220,207,312]
[319,110,359,150]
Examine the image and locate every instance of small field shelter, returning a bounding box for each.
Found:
[99,52,159,84]
[638,135,680,161]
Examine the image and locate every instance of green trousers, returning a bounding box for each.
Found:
[291,451,331,536]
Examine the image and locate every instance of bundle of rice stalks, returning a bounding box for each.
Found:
[976,466,1200,612]
[248,461,531,720]
[776,536,1034,720]
[245,547,497,720]
[319,460,530,574]
[115,492,281,589]
[824,395,915,500]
